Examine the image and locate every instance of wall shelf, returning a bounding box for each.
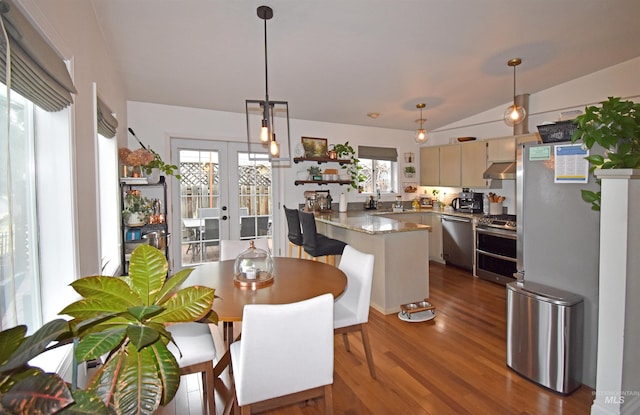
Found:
[294,180,351,186]
[293,157,350,165]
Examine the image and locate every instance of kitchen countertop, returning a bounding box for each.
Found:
[313,210,431,234]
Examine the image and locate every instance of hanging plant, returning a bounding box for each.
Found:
[333,141,365,191]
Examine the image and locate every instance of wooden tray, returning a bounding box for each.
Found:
[234,272,274,289]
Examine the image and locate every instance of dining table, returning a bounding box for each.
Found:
[186,256,348,342]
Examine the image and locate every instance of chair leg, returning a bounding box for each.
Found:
[288,241,293,257]
[360,324,377,379]
[323,384,334,415]
[297,245,302,258]
[342,332,350,352]
[204,366,216,415]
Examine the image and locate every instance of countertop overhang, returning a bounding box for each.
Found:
[313,210,431,234]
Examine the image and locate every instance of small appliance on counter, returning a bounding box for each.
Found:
[450,188,483,213]
[419,195,432,208]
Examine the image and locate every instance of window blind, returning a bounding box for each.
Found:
[0,0,76,112]
[97,96,118,138]
[358,145,398,162]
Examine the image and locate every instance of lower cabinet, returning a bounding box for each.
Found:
[428,213,444,263]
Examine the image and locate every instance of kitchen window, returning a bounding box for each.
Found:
[358,145,398,194]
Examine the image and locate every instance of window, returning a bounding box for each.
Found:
[1,84,76,333]
[97,133,120,275]
[359,158,396,193]
[357,145,399,194]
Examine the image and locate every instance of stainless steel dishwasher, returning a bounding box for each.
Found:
[441,215,473,271]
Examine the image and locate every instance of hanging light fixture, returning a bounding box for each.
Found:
[414,103,428,144]
[246,5,291,162]
[503,58,526,126]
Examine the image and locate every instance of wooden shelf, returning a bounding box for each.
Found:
[293,157,350,165]
[294,180,352,186]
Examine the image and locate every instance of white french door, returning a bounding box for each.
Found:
[170,139,272,269]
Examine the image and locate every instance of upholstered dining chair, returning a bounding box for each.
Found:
[166,322,230,415]
[334,245,377,379]
[220,239,270,261]
[283,205,303,258]
[230,294,335,415]
[298,210,346,265]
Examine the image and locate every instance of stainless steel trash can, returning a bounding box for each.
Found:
[506,281,583,395]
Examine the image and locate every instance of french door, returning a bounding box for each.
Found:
[170,139,272,269]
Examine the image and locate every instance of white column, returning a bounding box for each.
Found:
[591,169,640,415]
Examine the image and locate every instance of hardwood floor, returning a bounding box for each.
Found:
[158,262,594,415]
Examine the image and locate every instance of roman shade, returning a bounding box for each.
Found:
[358,145,398,162]
[0,0,77,112]
[97,96,118,138]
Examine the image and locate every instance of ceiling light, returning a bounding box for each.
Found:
[367,112,380,119]
[246,6,291,162]
[504,58,526,126]
[414,103,428,144]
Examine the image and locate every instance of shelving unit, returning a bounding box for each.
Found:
[120,176,169,274]
[293,157,352,186]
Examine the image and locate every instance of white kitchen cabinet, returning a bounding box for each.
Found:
[487,137,516,162]
[419,146,439,186]
[439,144,461,187]
[461,140,488,188]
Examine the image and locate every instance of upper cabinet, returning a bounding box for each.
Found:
[461,140,488,188]
[487,137,516,162]
[439,145,461,187]
[420,146,439,186]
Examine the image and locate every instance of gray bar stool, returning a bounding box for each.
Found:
[298,210,346,265]
[283,205,303,258]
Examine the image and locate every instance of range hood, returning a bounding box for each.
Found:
[483,162,516,180]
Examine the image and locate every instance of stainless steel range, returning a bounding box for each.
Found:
[475,214,517,285]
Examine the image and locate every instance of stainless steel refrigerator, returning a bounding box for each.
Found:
[513,141,601,389]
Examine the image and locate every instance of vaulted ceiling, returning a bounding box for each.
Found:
[91,0,640,131]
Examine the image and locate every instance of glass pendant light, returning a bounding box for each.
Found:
[504,58,526,126]
[414,103,428,144]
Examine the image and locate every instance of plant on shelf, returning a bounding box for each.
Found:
[307,165,322,181]
[0,245,217,414]
[123,190,152,225]
[333,141,365,191]
[570,96,640,210]
[119,147,181,180]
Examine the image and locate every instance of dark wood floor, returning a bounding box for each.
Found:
[159,261,594,415]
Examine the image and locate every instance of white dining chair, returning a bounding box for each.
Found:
[335,245,377,379]
[230,294,335,414]
[166,322,230,415]
[220,239,270,261]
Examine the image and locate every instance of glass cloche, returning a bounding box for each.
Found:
[233,240,274,288]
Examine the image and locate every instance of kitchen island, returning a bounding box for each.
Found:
[314,210,431,315]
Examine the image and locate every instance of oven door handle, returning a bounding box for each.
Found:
[476,227,517,240]
[476,248,517,263]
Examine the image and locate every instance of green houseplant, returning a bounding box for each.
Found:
[122,190,152,225]
[333,141,365,191]
[571,96,640,210]
[0,245,217,414]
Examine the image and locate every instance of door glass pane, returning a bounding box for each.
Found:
[238,152,272,242]
[179,150,220,264]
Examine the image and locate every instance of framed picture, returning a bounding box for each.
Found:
[301,137,328,158]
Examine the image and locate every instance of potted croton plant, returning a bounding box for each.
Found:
[0,245,217,414]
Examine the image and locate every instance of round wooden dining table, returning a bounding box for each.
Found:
[187,256,347,326]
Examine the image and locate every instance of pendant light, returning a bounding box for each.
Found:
[414,103,428,144]
[246,5,291,162]
[503,58,526,126]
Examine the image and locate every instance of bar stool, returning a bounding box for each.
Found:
[283,205,303,258]
[298,210,346,265]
